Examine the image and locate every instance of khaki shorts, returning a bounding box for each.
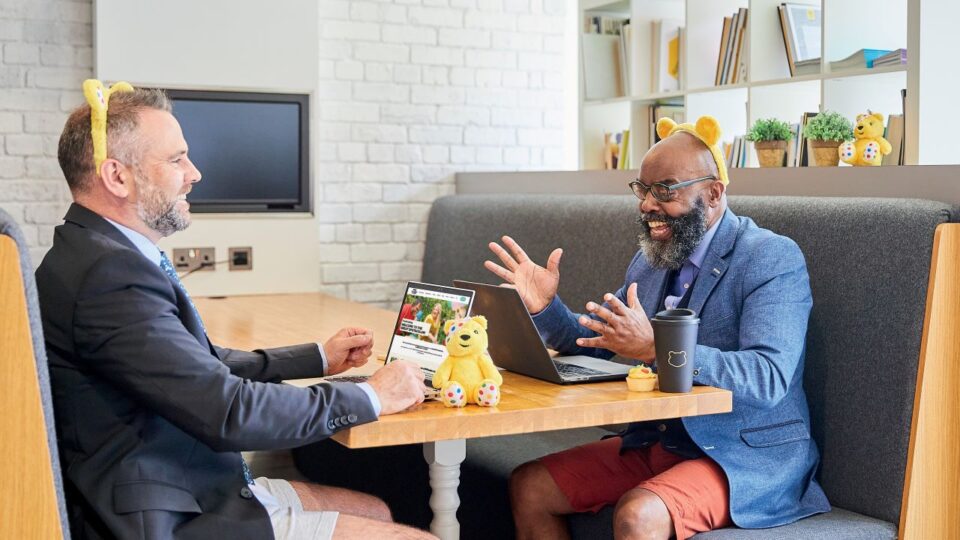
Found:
[251,477,339,540]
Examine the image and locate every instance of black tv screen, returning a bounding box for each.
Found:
[165,90,309,213]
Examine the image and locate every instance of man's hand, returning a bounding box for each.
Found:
[484,235,563,314]
[366,360,428,415]
[324,327,375,376]
[575,283,656,361]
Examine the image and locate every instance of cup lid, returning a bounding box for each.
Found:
[653,308,698,321]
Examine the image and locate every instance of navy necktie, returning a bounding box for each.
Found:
[158,252,254,485]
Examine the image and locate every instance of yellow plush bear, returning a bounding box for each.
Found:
[432,315,503,407]
[839,112,891,166]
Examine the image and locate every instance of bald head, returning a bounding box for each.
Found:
[641,131,719,183]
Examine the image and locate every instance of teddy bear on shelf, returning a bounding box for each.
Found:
[839,111,892,166]
[432,315,503,408]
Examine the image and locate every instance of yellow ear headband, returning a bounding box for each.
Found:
[655,115,729,186]
[82,79,135,172]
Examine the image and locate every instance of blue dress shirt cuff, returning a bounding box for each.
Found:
[356,382,382,417]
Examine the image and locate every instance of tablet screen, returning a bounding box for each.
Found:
[385,281,475,373]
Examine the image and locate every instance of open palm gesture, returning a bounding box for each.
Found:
[484,235,563,314]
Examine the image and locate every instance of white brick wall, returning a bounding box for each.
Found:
[317,0,566,307]
[0,0,90,266]
[0,0,568,308]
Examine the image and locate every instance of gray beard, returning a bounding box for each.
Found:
[636,197,708,270]
[135,173,191,237]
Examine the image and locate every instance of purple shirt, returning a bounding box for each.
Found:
[663,216,722,310]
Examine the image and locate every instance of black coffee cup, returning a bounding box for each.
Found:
[650,308,699,393]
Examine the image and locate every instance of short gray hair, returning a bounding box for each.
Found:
[57,87,172,194]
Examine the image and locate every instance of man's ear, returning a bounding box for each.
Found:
[98,158,133,199]
[706,179,725,207]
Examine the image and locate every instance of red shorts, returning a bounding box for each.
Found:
[540,437,731,539]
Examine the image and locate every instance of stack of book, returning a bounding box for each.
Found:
[724,136,748,168]
[778,3,821,77]
[715,8,748,85]
[829,49,892,72]
[648,104,685,145]
[602,130,632,170]
[582,15,629,100]
[584,15,628,35]
[873,48,907,68]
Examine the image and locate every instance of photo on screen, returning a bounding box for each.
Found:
[386,282,475,373]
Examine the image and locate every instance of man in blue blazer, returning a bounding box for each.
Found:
[37,84,433,539]
[487,117,829,539]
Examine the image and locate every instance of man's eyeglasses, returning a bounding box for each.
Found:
[628,175,716,203]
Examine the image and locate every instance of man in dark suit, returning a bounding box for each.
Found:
[37,85,433,539]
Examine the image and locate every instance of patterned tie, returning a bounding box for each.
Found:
[158,252,254,485]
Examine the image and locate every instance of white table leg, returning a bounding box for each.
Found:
[423,439,466,540]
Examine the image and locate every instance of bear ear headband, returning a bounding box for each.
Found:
[82,79,134,171]
[655,115,729,186]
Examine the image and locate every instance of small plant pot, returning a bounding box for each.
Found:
[753,140,788,167]
[808,139,843,167]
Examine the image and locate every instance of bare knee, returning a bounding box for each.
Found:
[613,488,672,540]
[509,461,552,512]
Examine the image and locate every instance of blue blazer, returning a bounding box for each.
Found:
[533,208,830,528]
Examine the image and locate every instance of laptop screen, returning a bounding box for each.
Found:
[384,282,475,373]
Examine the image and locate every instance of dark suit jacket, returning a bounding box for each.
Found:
[36,203,377,539]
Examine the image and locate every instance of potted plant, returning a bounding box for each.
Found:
[746,118,793,167]
[803,111,854,167]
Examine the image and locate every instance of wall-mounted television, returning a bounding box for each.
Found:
[165,89,309,213]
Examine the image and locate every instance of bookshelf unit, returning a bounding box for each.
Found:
[578,0,923,170]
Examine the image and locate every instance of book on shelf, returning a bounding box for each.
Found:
[619,23,633,96]
[715,16,733,85]
[582,33,624,101]
[778,3,821,78]
[651,19,683,93]
[873,48,907,67]
[619,129,632,169]
[649,104,685,144]
[794,58,821,76]
[784,123,801,167]
[714,8,748,86]
[883,114,904,166]
[796,111,818,167]
[585,15,629,35]
[829,49,892,71]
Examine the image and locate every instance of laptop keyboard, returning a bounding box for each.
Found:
[555,362,606,378]
[326,368,435,387]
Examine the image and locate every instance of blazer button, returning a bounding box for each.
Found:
[347,414,357,423]
[657,424,667,432]
[327,421,336,430]
[693,369,700,376]
[240,487,253,499]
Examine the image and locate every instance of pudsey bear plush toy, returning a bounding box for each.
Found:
[432,315,503,407]
[839,112,892,166]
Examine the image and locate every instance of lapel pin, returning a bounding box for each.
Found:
[712,268,721,276]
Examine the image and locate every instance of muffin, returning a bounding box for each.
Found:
[626,365,657,392]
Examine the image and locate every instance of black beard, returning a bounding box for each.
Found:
[636,197,709,270]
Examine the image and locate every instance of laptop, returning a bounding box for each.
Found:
[326,282,475,397]
[453,280,633,384]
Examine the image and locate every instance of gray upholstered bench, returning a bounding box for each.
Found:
[295,195,959,539]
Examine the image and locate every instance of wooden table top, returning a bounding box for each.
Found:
[195,293,733,449]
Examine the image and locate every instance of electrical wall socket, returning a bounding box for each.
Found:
[228,247,253,271]
[171,247,215,273]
